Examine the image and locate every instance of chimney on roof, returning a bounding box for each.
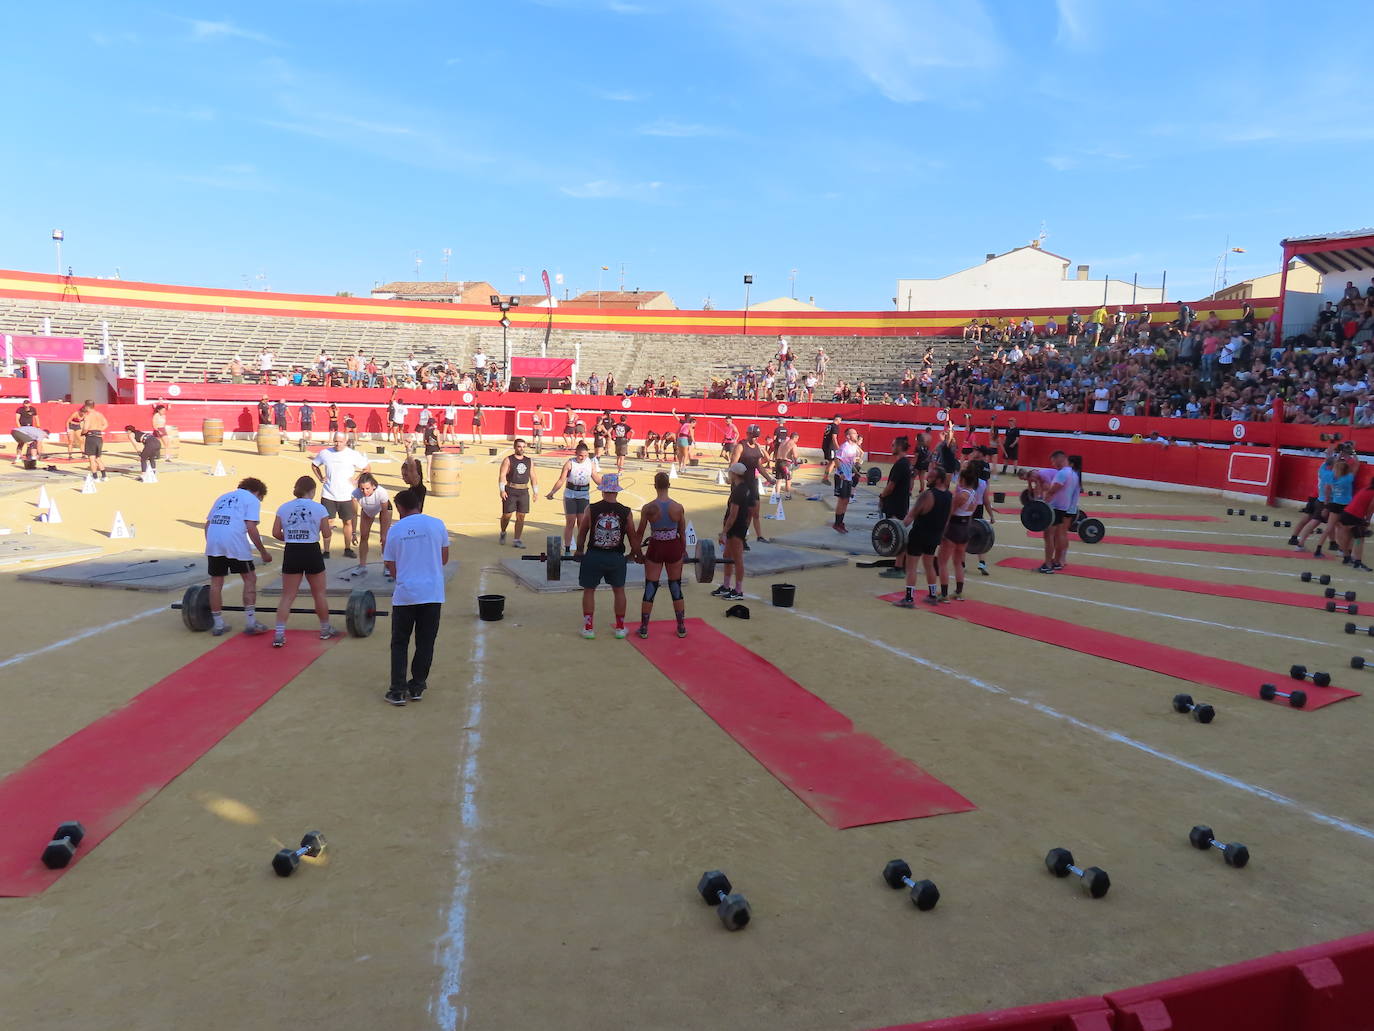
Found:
[985,253,996,262]
[1076,265,1090,281]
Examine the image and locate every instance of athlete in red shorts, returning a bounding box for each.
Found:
[635,471,688,638]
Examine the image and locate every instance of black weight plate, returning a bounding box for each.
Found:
[1077,518,1106,544]
[871,517,907,558]
[1020,500,1054,533]
[345,588,376,638]
[966,518,995,556]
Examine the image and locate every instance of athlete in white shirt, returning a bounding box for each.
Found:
[382,488,450,706]
[204,477,273,636]
[270,475,337,647]
[352,473,393,572]
[311,432,369,559]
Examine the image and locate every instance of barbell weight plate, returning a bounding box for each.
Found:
[695,537,717,584]
[967,518,995,556]
[871,517,907,558]
[1020,488,1034,506]
[345,588,376,638]
[1077,518,1106,544]
[1020,500,1054,533]
[180,584,213,632]
[544,534,563,582]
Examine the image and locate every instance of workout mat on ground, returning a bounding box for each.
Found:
[0,630,341,896]
[994,507,1221,522]
[997,557,1335,610]
[0,533,102,568]
[501,543,844,593]
[259,554,460,597]
[631,618,976,828]
[876,594,1360,710]
[1025,532,1305,558]
[18,549,206,591]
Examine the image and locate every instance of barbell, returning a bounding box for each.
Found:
[523,535,732,583]
[172,584,385,638]
[871,516,996,558]
[1020,498,1107,544]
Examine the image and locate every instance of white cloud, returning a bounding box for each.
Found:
[560,179,664,200]
[184,19,281,46]
[90,30,139,47]
[704,0,1003,103]
[1043,155,1077,171]
[178,163,273,192]
[1054,0,1091,49]
[637,120,726,138]
[593,88,644,102]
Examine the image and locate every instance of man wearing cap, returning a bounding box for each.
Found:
[712,462,751,601]
[730,424,772,544]
[832,427,865,533]
[575,473,641,639]
[258,396,272,427]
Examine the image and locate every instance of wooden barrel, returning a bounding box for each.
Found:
[429,453,461,497]
[202,417,224,446]
[162,426,181,461]
[256,424,281,456]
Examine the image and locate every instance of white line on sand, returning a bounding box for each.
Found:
[998,543,1308,579]
[431,573,488,1030]
[0,605,165,670]
[773,605,1374,843]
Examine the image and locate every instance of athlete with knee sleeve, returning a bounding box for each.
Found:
[635,471,688,639]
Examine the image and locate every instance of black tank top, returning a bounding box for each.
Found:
[914,488,951,538]
[505,454,531,488]
[738,441,763,474]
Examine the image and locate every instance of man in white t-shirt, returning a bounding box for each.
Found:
[270,474,336,648]
[831,428,866,533]
[311,432,369,560]
[473,348,488,379]
[382,488,450,706]
[1038,450,1080,573]
[204,476,274,636]
[388,396,407,444]
[258,348,274,381]
[443,401,459,445]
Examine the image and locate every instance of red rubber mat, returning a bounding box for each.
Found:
[875,595,1359,710]
[630,618,976,827]
[993,507,1220,522]
[997,557,1334,610]
[0,630,341,896]
[1025,532,1300,558]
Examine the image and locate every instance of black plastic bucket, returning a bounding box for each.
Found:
[771,583,796,607]
[477,594,506,621]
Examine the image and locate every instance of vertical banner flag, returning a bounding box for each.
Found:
[541,269,552,300]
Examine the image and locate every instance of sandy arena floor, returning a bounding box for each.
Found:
[1,436,1371,1031]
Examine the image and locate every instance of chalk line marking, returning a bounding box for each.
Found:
[0,605,165,670]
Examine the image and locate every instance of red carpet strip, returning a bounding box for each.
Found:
[875,594,1359,710]
[997,557,1334,610]
[631,618,976,828]
[0,631,340,896]
[1025,532,1301,558]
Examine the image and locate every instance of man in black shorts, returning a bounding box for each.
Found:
[912,431,931,492]
[204,476,274,635]
[893,467,952,607]
[729,424,772,544]
[576,473,640,639]
[877,437,913,579]
[712,462,752,601]
[498,438,538,547]
[821,415,842,482]
[1000,417,1020,474]
[311,432,368,560]
[611,413,632,473]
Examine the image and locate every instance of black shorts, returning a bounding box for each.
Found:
[323,498,357,521]
[1003,445,1019,459]
[746,477,760,505]
[503,488,530,514]
[207,555,254,577]
[282,542,326,576]
[1326,502,1347,516]
[880,498,909,520]
[1339,511,1367,529]
[726,518,750,541]
[563,495,590,515]
[615,440,628,456]
[1303,496,1319,516]
[300,421,313,431]
[906,533,941,557]
[833,474,853,500]
[1054,509,1076,526]
[774,460,789,479]
[83,433,103,457]
[822,445,835,461]
[945,515,972,544]
[328,420,339,431]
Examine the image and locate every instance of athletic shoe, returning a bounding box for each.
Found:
[1052,562,1064,570]
[637,624,649,639]
[1037,563,1054,573]
[893,595,915,608]
[978,561,989,576]
[743,541,750,551]
[212,623,229,637]
[242,622,270,636]
[711,584,731,597]
[879,568,905,578]
[755,536,769,544]
[676,622,688,638]
[1313,549,1326,559]
[407,682,426,702]
[500,532,507,545]
[343,548,357,559]
[951,593,966,601]
[921,594,942,605]
[272,629,286,648]
[614,625,628,639]
[1355,562,1372,572]
[728,589,745,600]
[513,539,525,549]
[1287,535,1299,546]
[322,550,331,559]
[319,625,340,640]
[384,689,408,707]
[581,626,596,639]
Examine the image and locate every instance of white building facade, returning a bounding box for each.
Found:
[897,244,1164,312]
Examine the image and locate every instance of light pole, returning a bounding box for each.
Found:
[789,268,797,299]
[742,274,753,336]
[597,265,608,306]
[413,251,423,280]
[52,230,64,276]
[441,247,451,282]
[490,294,520,389]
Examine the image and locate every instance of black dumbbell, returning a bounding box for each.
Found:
[1324,588,1357,601]
[41,821,87,869]
[1326,600,1359,615]
[1227,508,1235,515]
[1289,665,1332,687]
[1044,847,1110,898]
[1300,572,1332,585]
[1343,622,1374,636]
[272,830,327,877]
[1189,825,1250,868]
[697,870,751,930]
[1236,508,1246,516]
[1172,693,1216,723]
[1259,683,1307,708]
[881,858,940,910]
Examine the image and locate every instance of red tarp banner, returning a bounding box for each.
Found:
[6,335,84,362]
[510,357,573,380]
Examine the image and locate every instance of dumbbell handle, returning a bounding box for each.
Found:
[898,874,919,890]
[1066,862,1089,879]
[285,844,314,861]
[712,888,728,904]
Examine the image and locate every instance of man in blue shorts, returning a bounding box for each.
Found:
[575,473,642,640]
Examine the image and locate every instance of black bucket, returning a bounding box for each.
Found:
[477,594,506,621]
[771,583,796,607]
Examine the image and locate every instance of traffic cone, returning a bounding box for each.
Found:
[110,511,132,539]
[142,467,158,484]
[668,466,678,480]
[81,474,98,494]
[775,500,786,521]
[211,460,227,477]
[686,521,697,549]
[41,498,62,524]
[37,485,50,510]
[716,470,727,486]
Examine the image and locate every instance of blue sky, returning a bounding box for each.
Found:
[0,1,1367,309]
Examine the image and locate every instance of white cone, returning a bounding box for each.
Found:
[685,521,697,549]
[142,468,158,484]
[37,485,50,510]
[211,460,227,477]
[41,498,62,524]
[668,466,678,480]
[110,511,132,539]
[81,474,98,494]
[716,470,727,486]
[775,500,786,521]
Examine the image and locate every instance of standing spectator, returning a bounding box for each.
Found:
[575,473,639,639]
[79,401,109,481]
[815,347,829,384]
[1066,310,1081,346]
[382,488,450,706]
[257,395,272,426]
[311,432,369,560]
[299,400,315,449]
[273,398,288,434]
[258,347,275,382]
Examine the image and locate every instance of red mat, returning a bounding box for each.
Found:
[875,595,1359,710]
[993,508,1220,522]
[1026,532,1300,558]
[997,557,1334,611]
[0,631,340,896]
[631,618,976,828]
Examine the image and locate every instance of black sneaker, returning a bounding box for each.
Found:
[322,549,331,559]
[407,682,426,702]
[711,584,731,597]
[344,548,357,559]
[384,689,408,707]
[1287,535,1299,546]
[637,624,649,639]
[676,621,687,638]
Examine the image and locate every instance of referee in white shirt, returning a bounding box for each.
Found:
[382,488,450,706]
